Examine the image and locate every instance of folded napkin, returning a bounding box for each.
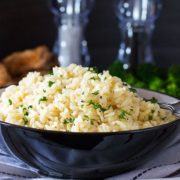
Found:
[0,134,179,180]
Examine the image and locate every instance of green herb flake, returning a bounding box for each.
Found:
[43,89,46,93]
[63,118,75,125]
[48,71,54,75]
[128,87,137,93]
[23,117,28,125]
[88,67,98,73]
[22,107,29,116]
[90,77,98,80]
[83,115,89,119]
[123,82,128,86]
[28,105,33,109]
[39,96,47,104]
[92,90,99,95]
[88,100,106,112]
[119,110,129,120]
[24,111,29,116]
[63,120,68,125]
[48,81,55,87]
[151,109,155,113]
[145,97,158,104]
[150,97,158,104]
[108,105,112,109]
[90,119,94,125]
[148,115,153,120]
[8,99,12,105]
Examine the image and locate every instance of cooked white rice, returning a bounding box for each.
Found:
[0,64,176,132]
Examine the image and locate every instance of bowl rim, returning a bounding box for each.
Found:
[0,118,180,136]
[0,88,179,135]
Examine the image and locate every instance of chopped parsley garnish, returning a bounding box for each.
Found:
[88,100,106,112]
[148,115,153,120]
[22,107,29,116]
[43,89,46,93]
[90,119,94,125]
[83,115,89,121]
[108,105,112,109]
[92,90,99,95]
[83,116,94,125]
[23,117,28,125]
[28,105,33,109]
[88,67,98,73]
[119,110,129,120]
[24,111,29,116]
[149,97,158,103]
[8,99,12,105]
[144,97,158,104]
[48,81,55,87]
[48,71,54,75]
[39,96,47,104]
[123,82,128,86]
[128,87,137,93]
[22,107,29,125]
[148,109,155,120]
[63,118,75,125]
[90,76,99,80]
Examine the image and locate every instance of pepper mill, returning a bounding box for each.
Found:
[115,0,162,70]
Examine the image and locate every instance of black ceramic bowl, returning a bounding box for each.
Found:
[0,88,179,179]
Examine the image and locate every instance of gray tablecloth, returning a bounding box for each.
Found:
[0,134,179,180]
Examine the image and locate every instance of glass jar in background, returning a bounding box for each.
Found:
[51,0,94,67]
[115,0,162,71]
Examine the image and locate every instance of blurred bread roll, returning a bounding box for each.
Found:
[0,63,11,86]
[3,46,58,76]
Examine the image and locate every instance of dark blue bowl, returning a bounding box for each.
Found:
[0,89,179,179]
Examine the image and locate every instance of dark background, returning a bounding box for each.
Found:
[0,0,179,70]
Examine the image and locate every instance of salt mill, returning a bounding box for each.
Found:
[51,0,94,67]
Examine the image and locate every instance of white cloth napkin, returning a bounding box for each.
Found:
[0,134,179,180]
